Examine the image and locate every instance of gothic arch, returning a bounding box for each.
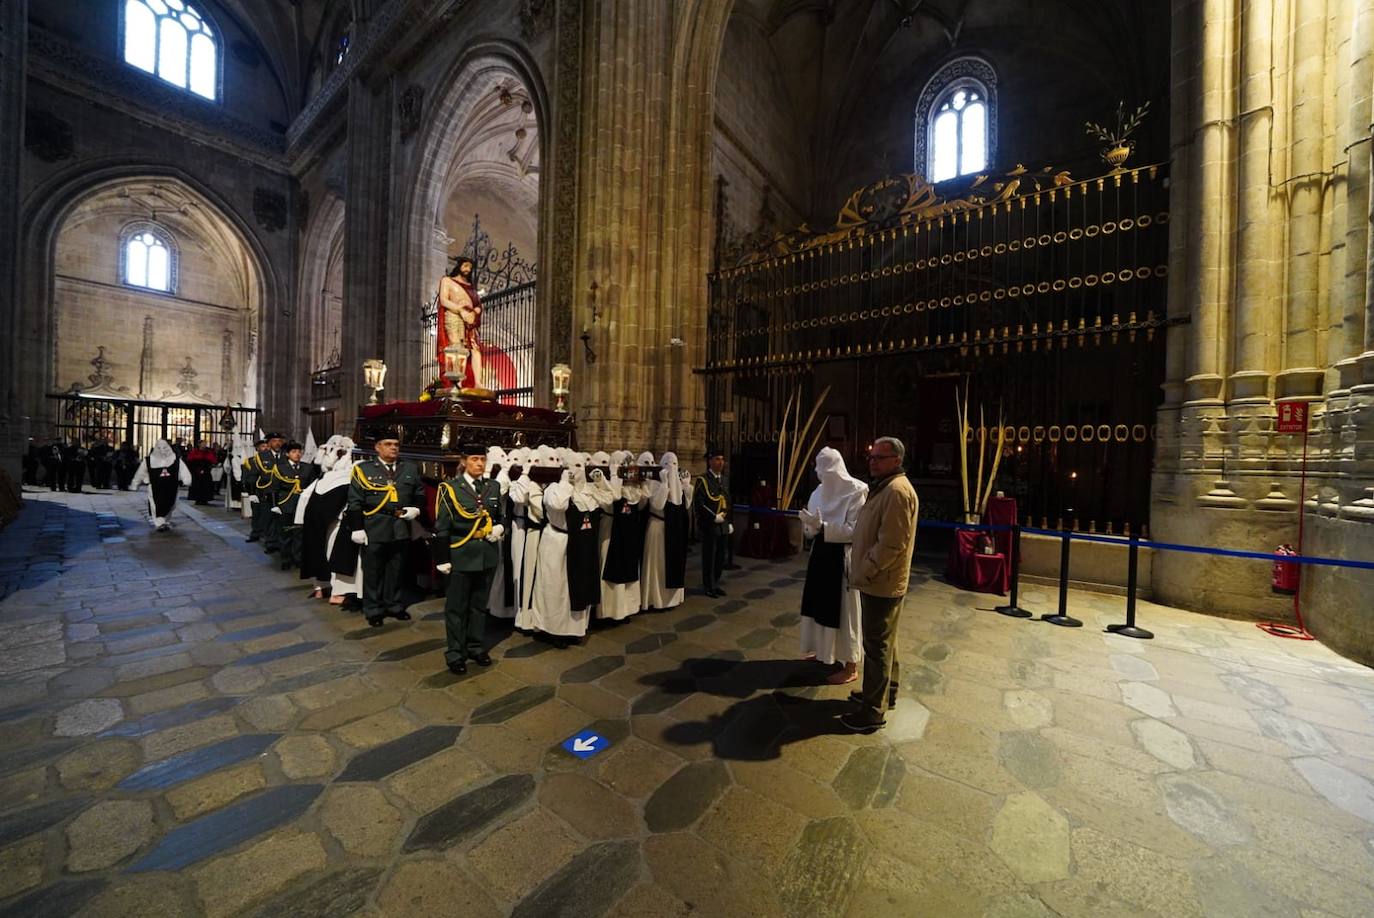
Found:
[393,38,550,395]
[14,162,281,433]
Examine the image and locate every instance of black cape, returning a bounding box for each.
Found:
[799,530,844,629]
[603,498,645,584]
[566,504,602,611]
[663,501,688,590]
[188,459,216,502]
[300,485,348,581]
[148,459,182,516]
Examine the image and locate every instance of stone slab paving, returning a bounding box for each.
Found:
[3,489,1374,916]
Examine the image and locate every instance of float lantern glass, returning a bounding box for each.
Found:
[443,345,469,387]
[551,363,572,413]
[362,358,387,405]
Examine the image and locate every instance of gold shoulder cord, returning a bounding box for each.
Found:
[698,476,727,513]
[352,465,400,516]
[272,465,302,506]
[441,482,491,548]
[252,454,272,490]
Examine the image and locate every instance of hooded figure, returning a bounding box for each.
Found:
[798,447,869,682]
[512,445,555,631]
[595,449,647,620]
[130,439,191,531]
[484,446,517,618]
[297,436,362,606]
[504,447,533,619]
[564,452,604,615]
[640,451,686,611]
[529,450,585,644]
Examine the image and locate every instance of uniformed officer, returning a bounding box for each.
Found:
[244,437,275,543]
[270,441,312,571]
[432,443,505,674]
[347,434,424,627]
[693,447,732,597]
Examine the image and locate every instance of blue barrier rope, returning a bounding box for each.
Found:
[729,504,1374,572]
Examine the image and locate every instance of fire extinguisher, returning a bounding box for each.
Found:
[1272,544,1300,595]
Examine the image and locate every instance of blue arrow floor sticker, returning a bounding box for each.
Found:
[561,729,611,759]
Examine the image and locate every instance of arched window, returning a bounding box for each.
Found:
[915,57,998,183]
[123,0,219,101]
[120,224,178,293]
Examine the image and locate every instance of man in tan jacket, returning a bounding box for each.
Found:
[841,436,919,732]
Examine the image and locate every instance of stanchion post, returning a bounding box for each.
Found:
[1042,529,1083,627]
[1106,532,1153,639]
[994,524,1033,618]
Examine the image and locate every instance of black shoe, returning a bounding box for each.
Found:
[473,652,493,667]
[448,660,468,675]
[839,711,886,733]
[245,535,259,542]
[279,561,292,571]
[393,610,412,622]
[367,616,385,628]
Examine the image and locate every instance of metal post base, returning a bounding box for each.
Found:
[1041,614,1083,628]
[994,604,1034,619]
[1106,623,1154,640]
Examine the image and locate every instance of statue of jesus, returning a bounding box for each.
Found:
[437,255,483,389]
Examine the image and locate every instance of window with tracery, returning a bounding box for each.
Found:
[121,225,177,293]
[915,58,998,183]
[123,0,219,101]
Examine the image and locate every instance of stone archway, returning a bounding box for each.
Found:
[296,193,346,403]
[395,46,545,398]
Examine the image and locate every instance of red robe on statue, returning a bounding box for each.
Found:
[436,275,482,389]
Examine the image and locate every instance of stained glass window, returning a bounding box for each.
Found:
[927,85,988,182]
[123,0,219,101]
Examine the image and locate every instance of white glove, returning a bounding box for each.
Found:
[248,495,259,504]
[589,469,604,483]
[401,506,420,521]
[798,508,819,528]
[436,562,452,574]
[714,513,725,524]
[486,524,505,542]
[270,506,282,515]
[728,524,735,535]
[351,529,368,545]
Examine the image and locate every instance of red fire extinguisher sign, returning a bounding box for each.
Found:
[1276,400,1307,433]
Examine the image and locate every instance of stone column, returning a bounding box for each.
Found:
[341,77,392,416]
[1277,0,1330,399]
[0,0,28,487]
[1338,0,1374,389]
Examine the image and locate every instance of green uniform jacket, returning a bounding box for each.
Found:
[693,471,729,533]
[431,476,504,572]
[270,459,312,520]
[347,458,425,542]
[247,450,278,496]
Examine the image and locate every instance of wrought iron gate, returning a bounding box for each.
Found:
[46,395,260,455]
[702,160,1182,534]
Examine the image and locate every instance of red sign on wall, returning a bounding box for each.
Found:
[1276,400,1308,434]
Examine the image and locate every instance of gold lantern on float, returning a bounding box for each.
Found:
[551,363,572,413]
[362,358,387,405]
[441,344,469,396]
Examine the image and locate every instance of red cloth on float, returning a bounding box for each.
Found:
[359,400,566,424]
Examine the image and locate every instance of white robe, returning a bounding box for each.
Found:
[640,479,685,611]
[532,481,588,637]
[799,486,866,665]
[295,468,362,597]
[513,479,544,631]
[130,451,191,526]
[596,479,645,620]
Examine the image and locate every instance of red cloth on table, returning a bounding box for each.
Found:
[739,482,794,559]
[945,529,1008,595]
[985,496,1018,559]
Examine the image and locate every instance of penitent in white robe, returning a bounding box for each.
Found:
[640,478,684,611]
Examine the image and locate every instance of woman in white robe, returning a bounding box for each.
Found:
[484,446,517,619]
[797,447,867,684]
[513,445,554,632]
[592,449,646,620]
[532,453,589,644]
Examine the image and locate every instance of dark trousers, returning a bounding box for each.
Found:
[263,509,283,552]
[279,525,303,569]
[700,525,728,591]
[64,463,85,493]
[362,539,409,617]
[444,566,495,664]
[858,592,904,717]
[250,495,269,538]
[43,462,60,490]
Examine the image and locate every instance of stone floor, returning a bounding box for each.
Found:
[2,490,1374,918]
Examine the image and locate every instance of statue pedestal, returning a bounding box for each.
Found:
[355,396,575,480]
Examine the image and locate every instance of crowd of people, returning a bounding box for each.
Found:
[23,436,231,501]
[31,427,922,734]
